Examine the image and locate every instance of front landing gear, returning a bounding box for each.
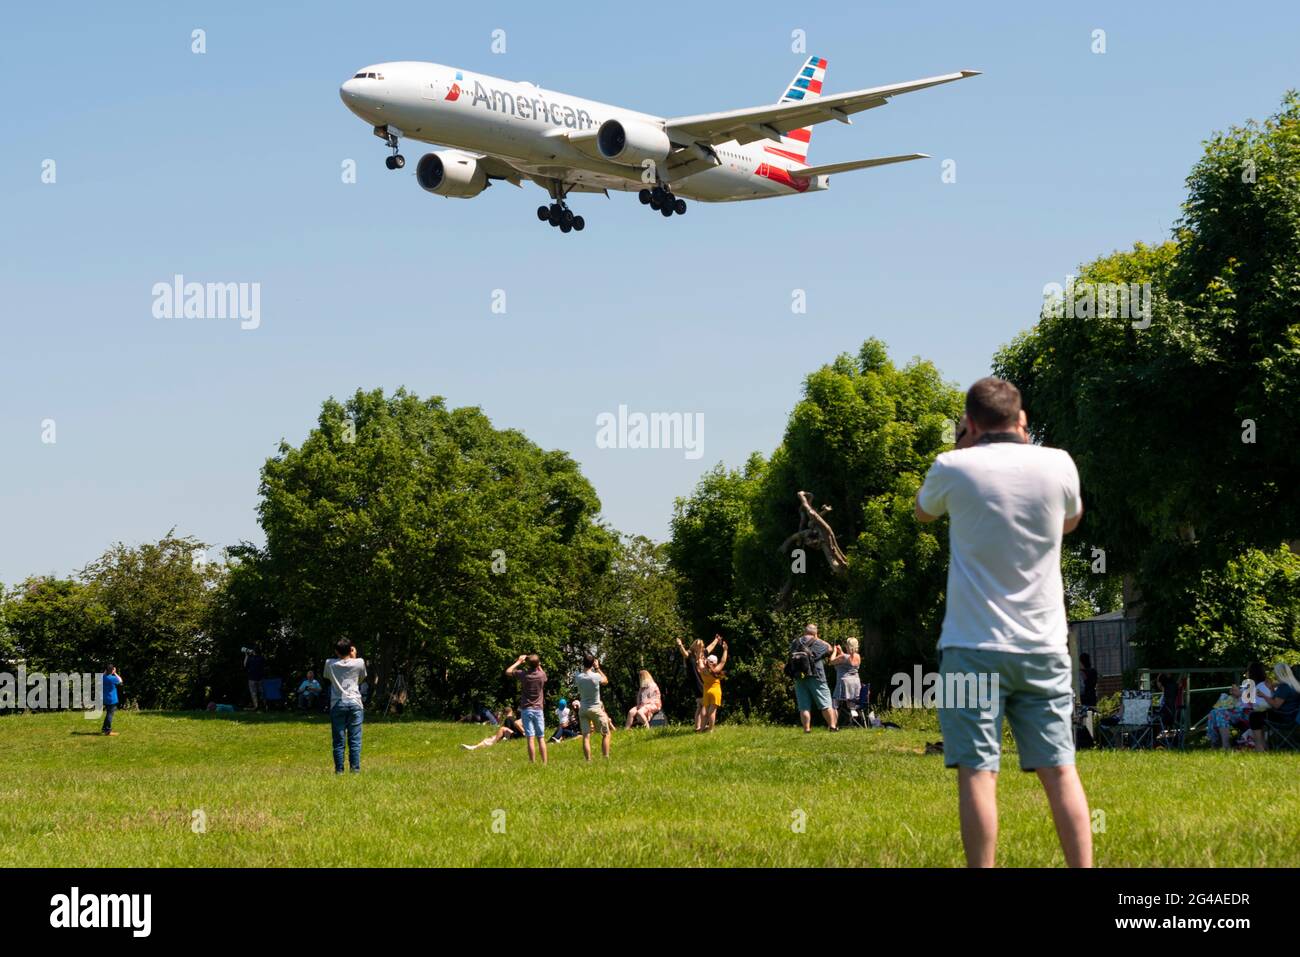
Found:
[374,125,404,169]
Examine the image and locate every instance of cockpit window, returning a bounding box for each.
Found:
[353,72,365,78]
[353,72,383,79]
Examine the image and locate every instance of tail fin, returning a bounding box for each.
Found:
[770,55,827,165]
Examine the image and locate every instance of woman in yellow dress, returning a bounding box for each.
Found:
[698,640,728,732]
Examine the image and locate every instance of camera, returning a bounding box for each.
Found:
[240,647,255,655]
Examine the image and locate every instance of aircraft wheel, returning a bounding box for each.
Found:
[385,155,397,170]
[674,198,687,215]
[572,216,585,231]
[561,209,574,228]
[537,205,550,222]
[638,189,652,205]
[560,221,573,233]
[393,154,405,169]
[660,204,674,217]
[548,205,562,226]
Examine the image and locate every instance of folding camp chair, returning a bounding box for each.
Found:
[261,677,284,711]
[1100,691,1157,749]
[842,683,871,729]
[1262,712,1300,751]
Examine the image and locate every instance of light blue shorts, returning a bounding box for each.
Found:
[521,707,545,738]
[936,646,1075,773]
[794,676,832,713]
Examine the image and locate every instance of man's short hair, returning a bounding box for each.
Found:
[582,652,596,670]
[335,638,354,658]
[803,623,818,635]
[527,654,541,671]
[965,377,1022,431]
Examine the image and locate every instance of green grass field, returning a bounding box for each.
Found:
[2,710,1297,867]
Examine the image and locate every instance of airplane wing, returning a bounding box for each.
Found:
[475,153,526,186]
[792,153,929,178]
[665,70,980,148]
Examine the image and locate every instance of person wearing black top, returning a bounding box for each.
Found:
[1079,653,1099,708]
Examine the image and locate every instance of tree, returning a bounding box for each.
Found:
[78,532,222,707]
[670,340,964,711]
[2,577,110,674]
[574,534,684,718]
[994,93,1300,663]
[256,388,617,713]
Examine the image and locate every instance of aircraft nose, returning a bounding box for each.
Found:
[339,77,360,102]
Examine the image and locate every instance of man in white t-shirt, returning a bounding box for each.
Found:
[325,639,367,774]
[915,376,1092,867]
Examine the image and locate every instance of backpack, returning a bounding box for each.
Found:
[784,638,820,680]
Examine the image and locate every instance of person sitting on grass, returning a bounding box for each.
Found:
[676,635,721,732]
[456,704,499,725]
[297,670,322,711]
[551,698,579,742]
[101,664,122,737]
[1247,662,1300,752]
[699,642,728,733]
[462,707,525,751]
[626,670,662,729]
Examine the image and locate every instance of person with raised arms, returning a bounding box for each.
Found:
[574,654,611,761]
[915,376,1090,867]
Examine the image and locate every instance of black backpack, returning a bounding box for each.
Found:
[784,638,819,680]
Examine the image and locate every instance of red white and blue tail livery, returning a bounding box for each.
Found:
[339,55,980,233]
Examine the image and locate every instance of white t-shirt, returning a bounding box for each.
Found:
[917,441,1081,653]
[325,657,367,707]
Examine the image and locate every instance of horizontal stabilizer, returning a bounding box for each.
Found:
[792,153,929,178]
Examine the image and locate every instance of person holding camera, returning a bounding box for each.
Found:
[915,376,1090,868]
[574,654,611,761]
[101,664,123,736]
[243,646,266,711]
[325,639,366,774]
[505,653,549,764]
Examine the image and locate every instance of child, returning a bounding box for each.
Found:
[101,665,122,736]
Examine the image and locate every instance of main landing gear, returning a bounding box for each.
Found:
[639,186,687,217]
[537,181,584,233]
[375,126,404,170]
[536,203,585,232]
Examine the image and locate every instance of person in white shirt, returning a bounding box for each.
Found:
[324,639,367,774]
[915,376,1092,867]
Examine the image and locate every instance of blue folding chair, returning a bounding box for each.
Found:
[261,677,284,710]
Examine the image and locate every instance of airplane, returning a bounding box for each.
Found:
[339,55,980,234]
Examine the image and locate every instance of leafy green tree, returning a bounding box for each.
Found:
[2,577,110,674]
[256,388,616,713]
[78,532,222,707]
[670,340,963,711]
[573,534,684,717]
[994,94,1300,663]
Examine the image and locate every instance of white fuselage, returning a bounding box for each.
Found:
[339,61,826,201]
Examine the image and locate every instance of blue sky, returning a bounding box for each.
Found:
[2,0,1297,584]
